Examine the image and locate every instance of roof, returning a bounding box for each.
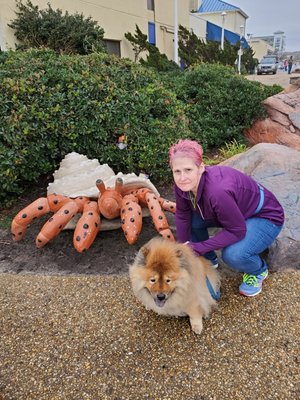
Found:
[198,0,248,18]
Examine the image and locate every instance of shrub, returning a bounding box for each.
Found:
[0,49,191,206]
[172,63,282,149]
[8,0,106,54]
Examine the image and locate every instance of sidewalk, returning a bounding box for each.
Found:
[0,271,299,399]
[246,70,300,87]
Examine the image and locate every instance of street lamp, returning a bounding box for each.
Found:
[238,25,244,74]
[221,11,227,50]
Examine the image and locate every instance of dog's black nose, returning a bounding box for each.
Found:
[157,293,166,301]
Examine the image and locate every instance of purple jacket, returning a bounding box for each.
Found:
[175,165,284,255]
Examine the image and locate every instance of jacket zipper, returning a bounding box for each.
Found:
[197,203,204,219]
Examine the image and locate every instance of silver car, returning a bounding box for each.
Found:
[257,58,278,75]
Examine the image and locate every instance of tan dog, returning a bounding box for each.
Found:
[129,237,221,334]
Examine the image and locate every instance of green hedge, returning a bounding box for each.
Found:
[0,51,281,207]
[171,63,282,149]
[0,49,191,206]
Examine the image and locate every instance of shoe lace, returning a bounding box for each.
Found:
[243,273,259,286]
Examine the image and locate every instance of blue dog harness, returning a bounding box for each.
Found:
[206,277,221,301]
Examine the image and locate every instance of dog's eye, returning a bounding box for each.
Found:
[150,278,156,283]
[166,278,171,283]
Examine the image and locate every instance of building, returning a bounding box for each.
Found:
[248,30,286,61]
[0,0,249,62]
[247,37,275,61]
[191,0,249,47]
[0,0,191,61]
[253,31,286,53]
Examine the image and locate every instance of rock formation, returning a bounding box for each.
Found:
[221,143,300,272]
[245,78,300,151]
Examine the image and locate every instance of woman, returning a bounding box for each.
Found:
[288,56,293,74]
[169,139,284,297]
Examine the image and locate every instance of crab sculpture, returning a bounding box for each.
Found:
[11,177,176,253]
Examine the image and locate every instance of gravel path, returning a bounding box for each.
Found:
[0,271,299,399]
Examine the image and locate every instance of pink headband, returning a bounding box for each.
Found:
[168,139,203,166]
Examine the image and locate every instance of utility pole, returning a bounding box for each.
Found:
[174,0,179,64]
[238,25,244,74]
[221,11,227,50]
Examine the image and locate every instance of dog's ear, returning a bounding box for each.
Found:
[134,244,149,266]
[141,245,150,258]
[175,249,183,258]
[176,247,191,270]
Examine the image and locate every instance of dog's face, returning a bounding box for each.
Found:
[132,239,190,308]
[142,259,181,307]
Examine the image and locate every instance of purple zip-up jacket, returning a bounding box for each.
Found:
[175,165,284,255]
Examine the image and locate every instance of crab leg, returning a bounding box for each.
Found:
[145,192,175,241]
[35,196,90,248]
[11,194,71,241]
[121,194,143,244]
[158,198,176,214]
[73,201,101,252]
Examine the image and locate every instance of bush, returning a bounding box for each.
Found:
[9,0,106,54]
[0,51,282,207]
[172,63,282,149]
[0,49,191,206]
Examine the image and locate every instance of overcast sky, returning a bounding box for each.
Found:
[229,0,299,52]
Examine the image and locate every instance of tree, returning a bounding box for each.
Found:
[125,24,179,72]
[178,25,239,68]
[241,46,258,74]
[124,24,148,62]
[178,25,203,66]
[140,44,180,72]
[9,0,106,54]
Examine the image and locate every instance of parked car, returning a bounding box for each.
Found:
[257,57,278,75]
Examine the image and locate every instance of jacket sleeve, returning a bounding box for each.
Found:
[174,187,192,243]
[189,190,247,255]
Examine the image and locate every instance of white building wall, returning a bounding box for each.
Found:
[190,13,207,40]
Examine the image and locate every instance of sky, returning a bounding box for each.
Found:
[229,0,300,52]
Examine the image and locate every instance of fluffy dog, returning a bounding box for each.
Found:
[129,237,221,334]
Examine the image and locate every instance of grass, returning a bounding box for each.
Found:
[0,215,12,230]
[204,139,248,165]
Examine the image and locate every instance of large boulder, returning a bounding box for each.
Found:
[245,78,300,150]
[221,143,300,271]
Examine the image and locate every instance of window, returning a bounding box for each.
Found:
[148,22,156,45]
[147,0,155,11]
[103,40,121,57]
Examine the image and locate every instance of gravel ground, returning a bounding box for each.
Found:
[0,271,299,400]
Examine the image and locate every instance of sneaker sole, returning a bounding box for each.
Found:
[239,270,269,297]
[239,287,262,297]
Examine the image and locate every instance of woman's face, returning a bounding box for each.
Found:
[171,156,204,194]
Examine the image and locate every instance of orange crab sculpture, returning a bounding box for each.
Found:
[11,177,176,252]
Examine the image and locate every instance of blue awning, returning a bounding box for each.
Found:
[206,21,248,48]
